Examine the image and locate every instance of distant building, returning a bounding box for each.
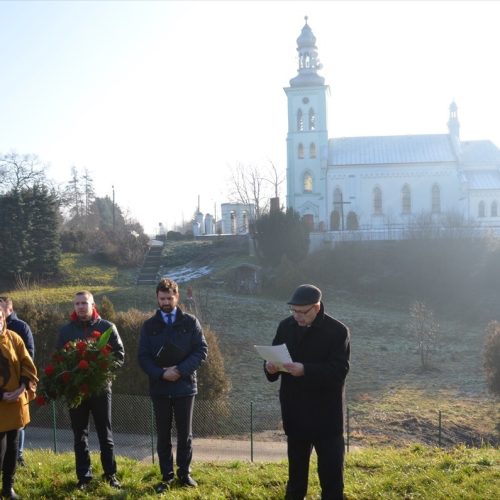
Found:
[220,203,255,235]
[191,204,255,236]
[286,18,500,249]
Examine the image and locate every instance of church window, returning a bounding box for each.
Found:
[298,143,304,159]
[431,184,441,213]
[309,108,316,130]
[491,201,498,217]
[401,184,411,214]
[303,172,313,192]
[478,201,486,218]
[297,109,304,131]
[309,143,316,159]
[373,186,382,215]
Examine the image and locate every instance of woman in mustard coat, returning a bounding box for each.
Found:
[0,308,37,500]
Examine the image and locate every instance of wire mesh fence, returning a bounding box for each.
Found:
[27,394,492,463]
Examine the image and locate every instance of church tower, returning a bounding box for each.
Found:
[284,17,330,230]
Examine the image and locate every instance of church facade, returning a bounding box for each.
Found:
[285,19,500,248]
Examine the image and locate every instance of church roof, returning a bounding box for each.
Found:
[460,140,500,164]
[328,134,457,166]
[463,171,500,190]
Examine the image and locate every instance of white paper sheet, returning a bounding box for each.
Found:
[254,343,293,372]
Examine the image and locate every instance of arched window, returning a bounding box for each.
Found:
[309,143,316,159]
[431,184,441,213]
[373,186,382,215]
[478,201,486,218]
[309,108,316,130]
[491,201,498,217]
[297,109,304,131]
[303,172,313,192]
[401,184,411,214]
[298,143,304,159]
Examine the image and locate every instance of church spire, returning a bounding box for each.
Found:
[447,100,460,140]
[290,16,325,87]
[447,101,461,157]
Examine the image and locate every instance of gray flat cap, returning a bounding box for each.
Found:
[287,284,322,305]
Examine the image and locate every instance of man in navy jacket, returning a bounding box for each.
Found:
[138,278,207,493]
[264,284,350,500]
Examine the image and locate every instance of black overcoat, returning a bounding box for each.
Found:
[265,303,350,438]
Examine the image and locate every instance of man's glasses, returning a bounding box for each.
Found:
[289,305,316,316]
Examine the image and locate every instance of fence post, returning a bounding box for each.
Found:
[151,399,155,464]
[250,401,254,463]
[438,410,442,447]
[346,406,350,453]
[51,400,57,453]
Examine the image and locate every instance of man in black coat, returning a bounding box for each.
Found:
[57,291,125,491]
[264,284,350,500]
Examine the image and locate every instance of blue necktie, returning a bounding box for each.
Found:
[166,313,173,326]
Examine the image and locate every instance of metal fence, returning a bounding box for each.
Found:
[26,394,492,463]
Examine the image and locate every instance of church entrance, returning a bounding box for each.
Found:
[302,214,314,231]
[330,210,340,230]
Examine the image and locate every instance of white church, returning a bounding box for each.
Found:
[285,18,500,249]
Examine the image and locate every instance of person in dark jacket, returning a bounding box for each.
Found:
[138,278,208,493]
[0,296,35,467]
[56,291,125,491]
[264,284,350,500]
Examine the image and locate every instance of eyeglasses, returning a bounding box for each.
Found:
[289,305,316,316]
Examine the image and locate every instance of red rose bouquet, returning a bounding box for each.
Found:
[37,327,118,408]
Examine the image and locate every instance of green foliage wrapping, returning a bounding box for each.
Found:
[0,185,61,282]
[255,208,310,266]
[483,321,500,395]
[36,327,117,408]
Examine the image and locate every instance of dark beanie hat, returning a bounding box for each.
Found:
[287,284,322,305]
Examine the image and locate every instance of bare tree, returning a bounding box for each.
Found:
[0,152,47,192]
[228,160,285,219]
[409,301,439,369]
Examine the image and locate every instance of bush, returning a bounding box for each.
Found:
[15,298,230,401]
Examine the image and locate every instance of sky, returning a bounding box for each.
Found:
[1,0,500,235]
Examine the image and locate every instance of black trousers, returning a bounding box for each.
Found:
[285,433,345,500]
[152,395,194,480]
[0,430,19,491]
[68,391,117,480]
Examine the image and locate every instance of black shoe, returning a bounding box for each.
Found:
[17,456,26,467]
[1,488,19,500]
[179,475,197,487]
[103,474,121,489]
[76,478,92,490]
[154,478,174,494]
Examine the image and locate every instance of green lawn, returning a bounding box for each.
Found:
[14,445,499,499]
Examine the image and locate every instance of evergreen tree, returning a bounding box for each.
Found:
[0,185,61,282]
[255,208,310,266]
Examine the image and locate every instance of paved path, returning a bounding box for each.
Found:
[26,427,287,463]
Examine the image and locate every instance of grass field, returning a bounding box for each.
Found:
[12,445,499,499]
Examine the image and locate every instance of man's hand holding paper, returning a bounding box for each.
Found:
[254,343,293,373]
